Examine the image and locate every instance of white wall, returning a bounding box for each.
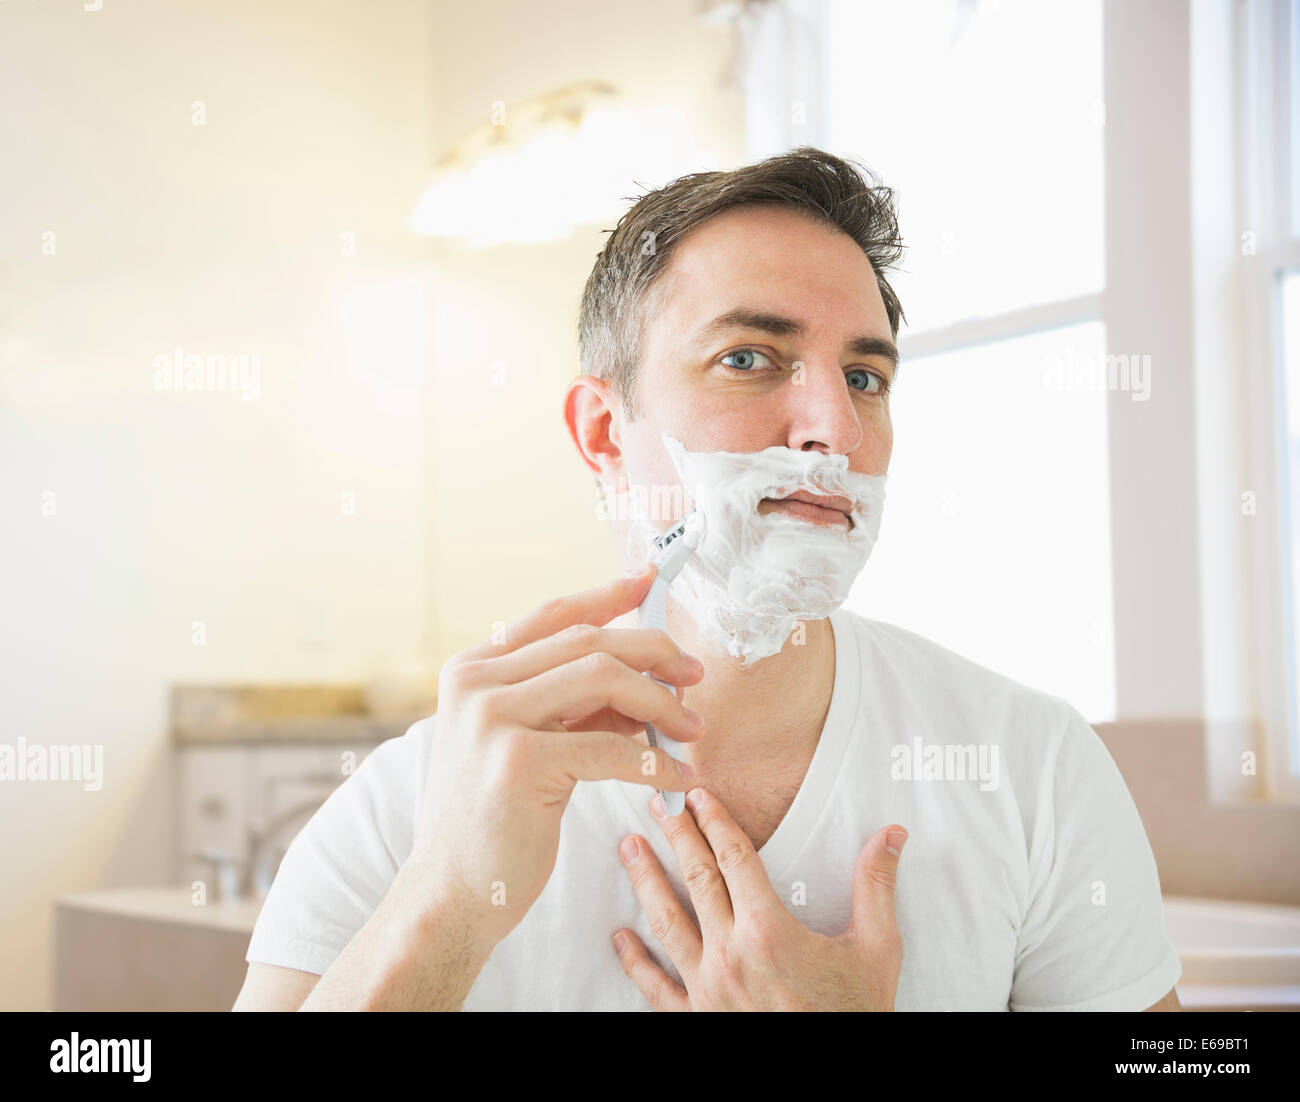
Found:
[0,0,433,1010]
[419,0,744,658]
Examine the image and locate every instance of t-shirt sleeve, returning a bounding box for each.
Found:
[1009,705,1182,1011]
[243,720,427,976]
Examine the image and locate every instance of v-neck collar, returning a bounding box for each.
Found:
[615,609,861,884]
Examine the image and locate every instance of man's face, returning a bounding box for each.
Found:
[611,203,896,532]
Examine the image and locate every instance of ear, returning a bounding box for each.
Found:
[564,374,625,487]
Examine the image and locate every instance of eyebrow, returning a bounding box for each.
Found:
[692,308,899,369]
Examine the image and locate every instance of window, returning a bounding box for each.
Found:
[824,0,1104,332]
[740,0,1300,786]
[823,0,1113,720]
[850,321,1114,720]
[1240,0,1300,791]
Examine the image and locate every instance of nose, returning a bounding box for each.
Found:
[783,360,864,456]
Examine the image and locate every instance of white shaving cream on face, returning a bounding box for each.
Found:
[626,433,887,666]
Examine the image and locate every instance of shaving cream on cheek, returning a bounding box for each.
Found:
[627,433,887,666]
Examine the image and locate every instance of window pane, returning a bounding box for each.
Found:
[1292,0,1300,235]
[826,0,1104,333]
[1282,270,1300,767]
[846,321,1115,721]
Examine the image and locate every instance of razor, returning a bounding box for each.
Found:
[636,508,704,815]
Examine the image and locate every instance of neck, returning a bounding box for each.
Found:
[662,600,837,776]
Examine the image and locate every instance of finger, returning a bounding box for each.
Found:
[618,833,703,986]
[552,730,697,791]
[677,787,783,922]
[648,792,734,943]
[488,624,705,689]
[561,707,645,737]
[507,652,705,742]
[849,825,907,943]
[458,565,658,661]
[610,929,691,1012]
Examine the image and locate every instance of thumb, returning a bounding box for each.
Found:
[849,825,907,941]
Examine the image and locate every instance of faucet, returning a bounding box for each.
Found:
[240,772,343,899]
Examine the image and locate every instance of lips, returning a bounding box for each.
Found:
[760,490,855,530]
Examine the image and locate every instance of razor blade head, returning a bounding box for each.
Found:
[652,507,701,553]
[649,508,702,583]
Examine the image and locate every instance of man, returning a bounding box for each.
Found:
[234,147,1181,1011]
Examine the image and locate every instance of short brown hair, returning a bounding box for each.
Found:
[577,146,905,419]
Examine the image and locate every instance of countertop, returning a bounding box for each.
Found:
[56,887,263,935]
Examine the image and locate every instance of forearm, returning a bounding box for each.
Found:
[300,859,498,1012]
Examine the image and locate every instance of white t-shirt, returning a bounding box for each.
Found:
[245,608,1182,1010]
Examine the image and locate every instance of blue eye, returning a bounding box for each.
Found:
[720,348,775,372]
[846,369,885,394]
